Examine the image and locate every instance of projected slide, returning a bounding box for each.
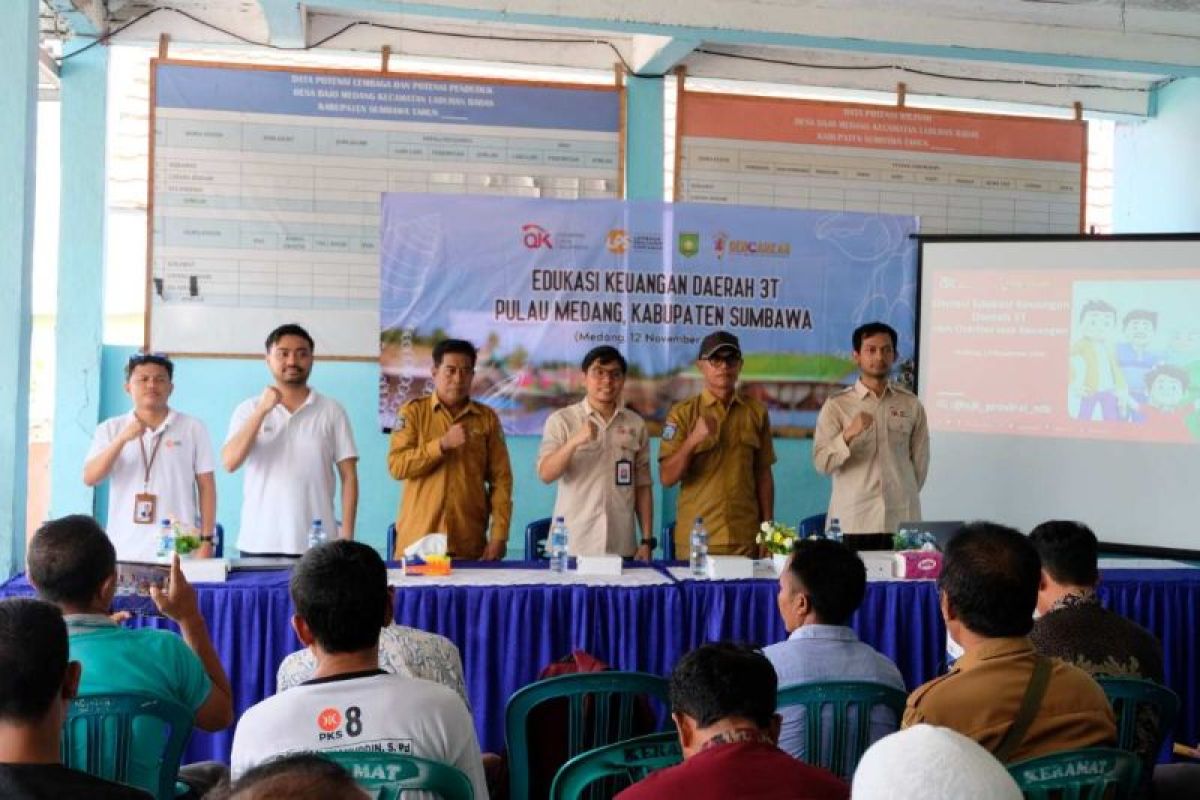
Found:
[923,270,1200,444]
[918,237,1200,555]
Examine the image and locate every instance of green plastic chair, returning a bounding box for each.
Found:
[1007,746,1142,800]
[775,680,907,781]
[1097,676,1180,757]
[60,692,194,800]
[505,671,670,800]
[322,751,473,800]
[549,731,682,800]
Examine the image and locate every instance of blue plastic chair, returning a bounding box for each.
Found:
[525,517,552,560]
[1007,747,1141,800]
[323,750,474,799]
[386,523,397,560]
[61,692,194,800]
[661,522,675,561]
[506,671,670,800]
[798,513,827,538]
[1097,676,1180,764]
[550,731,681,800]
[775,680,907,781]
[212,523,224,558]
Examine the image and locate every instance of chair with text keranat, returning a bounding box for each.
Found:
[549,731,682,800]
[1007,747,1141,800]
[776,680,907,781]
[323,750,473,800]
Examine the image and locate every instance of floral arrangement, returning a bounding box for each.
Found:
[756,520,800,556]
[893,528,939,552]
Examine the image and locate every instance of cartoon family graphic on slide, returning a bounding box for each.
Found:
[1068,285,1200,441]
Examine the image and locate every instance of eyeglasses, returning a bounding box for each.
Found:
[706,354,741,367]
[128,351,170,366]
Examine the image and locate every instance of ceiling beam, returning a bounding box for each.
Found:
[304,1,1200,78]
[45,0,104,37]
[630,35,699,76]
[257,0,310,48]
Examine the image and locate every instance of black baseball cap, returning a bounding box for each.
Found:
[698,331,742,360]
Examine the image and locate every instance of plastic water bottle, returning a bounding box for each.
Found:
[307,519,327,550]
[689,517,709,577]
[156,519,175,559]
[828,517,843,542]
[548,516,569,574]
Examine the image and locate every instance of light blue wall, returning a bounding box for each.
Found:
[95,346,831,557]
[50,42,109,521]
[1113,78,1200,232]
[0,1,39,576]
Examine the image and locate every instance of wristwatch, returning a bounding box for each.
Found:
[640,537,658,549]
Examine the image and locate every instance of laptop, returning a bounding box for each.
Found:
[896,521,965,551]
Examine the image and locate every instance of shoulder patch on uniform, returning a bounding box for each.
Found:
[662,423,677,441]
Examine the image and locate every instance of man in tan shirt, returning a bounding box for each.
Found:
[813,322,929,534]
[903,522,1116,763]
[387,339,513,560]
[659,331,775,557]
[537,346,653,559]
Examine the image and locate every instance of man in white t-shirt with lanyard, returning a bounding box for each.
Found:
[84,352,217,560]
[230,540,487,796]
[222,324,359,556]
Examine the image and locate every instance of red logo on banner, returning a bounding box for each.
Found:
[522,224,553,249]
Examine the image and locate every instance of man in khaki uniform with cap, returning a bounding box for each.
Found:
[537,346,653,559]
[659,331,775,557]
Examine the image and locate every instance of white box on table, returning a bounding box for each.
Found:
[858,551,896,581]
[180,558,228,584]
[705,556,754,580]
[575,555,623,576]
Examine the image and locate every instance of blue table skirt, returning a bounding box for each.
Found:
[1,564,1195,763]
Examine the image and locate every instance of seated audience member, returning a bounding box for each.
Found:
[276,617,468,707]
[1029,520,1163,680]
[0,598,152,800]
[229,541,487,797]
[764,538,906,758]
[852,724,1021,800]
[27,515,233,796]
[205,753,366,800]
[903,521,1116,762]
[616,642,848,800]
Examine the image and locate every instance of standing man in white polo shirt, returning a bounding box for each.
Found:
[537,346,653,559]
[222,324,359,556]
[84,352,217,560]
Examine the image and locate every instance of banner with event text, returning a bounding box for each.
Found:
[379,196,917,436]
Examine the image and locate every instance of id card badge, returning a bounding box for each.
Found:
[133,493,157,525]
[615,459,633,486]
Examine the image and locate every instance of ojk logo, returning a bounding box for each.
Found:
[606,229,629,255]
[522,224,553,250]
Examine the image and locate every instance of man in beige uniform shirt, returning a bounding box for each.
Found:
[537,346,653,559]
[660,331,775,557]
[813,322,929,534]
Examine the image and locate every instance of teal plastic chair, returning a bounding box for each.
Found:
[776,680,907,781]
[549,731,681,800]
[525,517,552,560]
[506,671,670,800]
[323,750,473,800]
[60,692,193,800]
[1007,747,1142,800]
[1097,676,1181,758]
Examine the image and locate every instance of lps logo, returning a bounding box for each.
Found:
[713,231,729,260]
[606,229,629,255]
[521,224,553,250]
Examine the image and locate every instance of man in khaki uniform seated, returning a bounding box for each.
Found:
[659,331,775,557]
[903,521,1116,763]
